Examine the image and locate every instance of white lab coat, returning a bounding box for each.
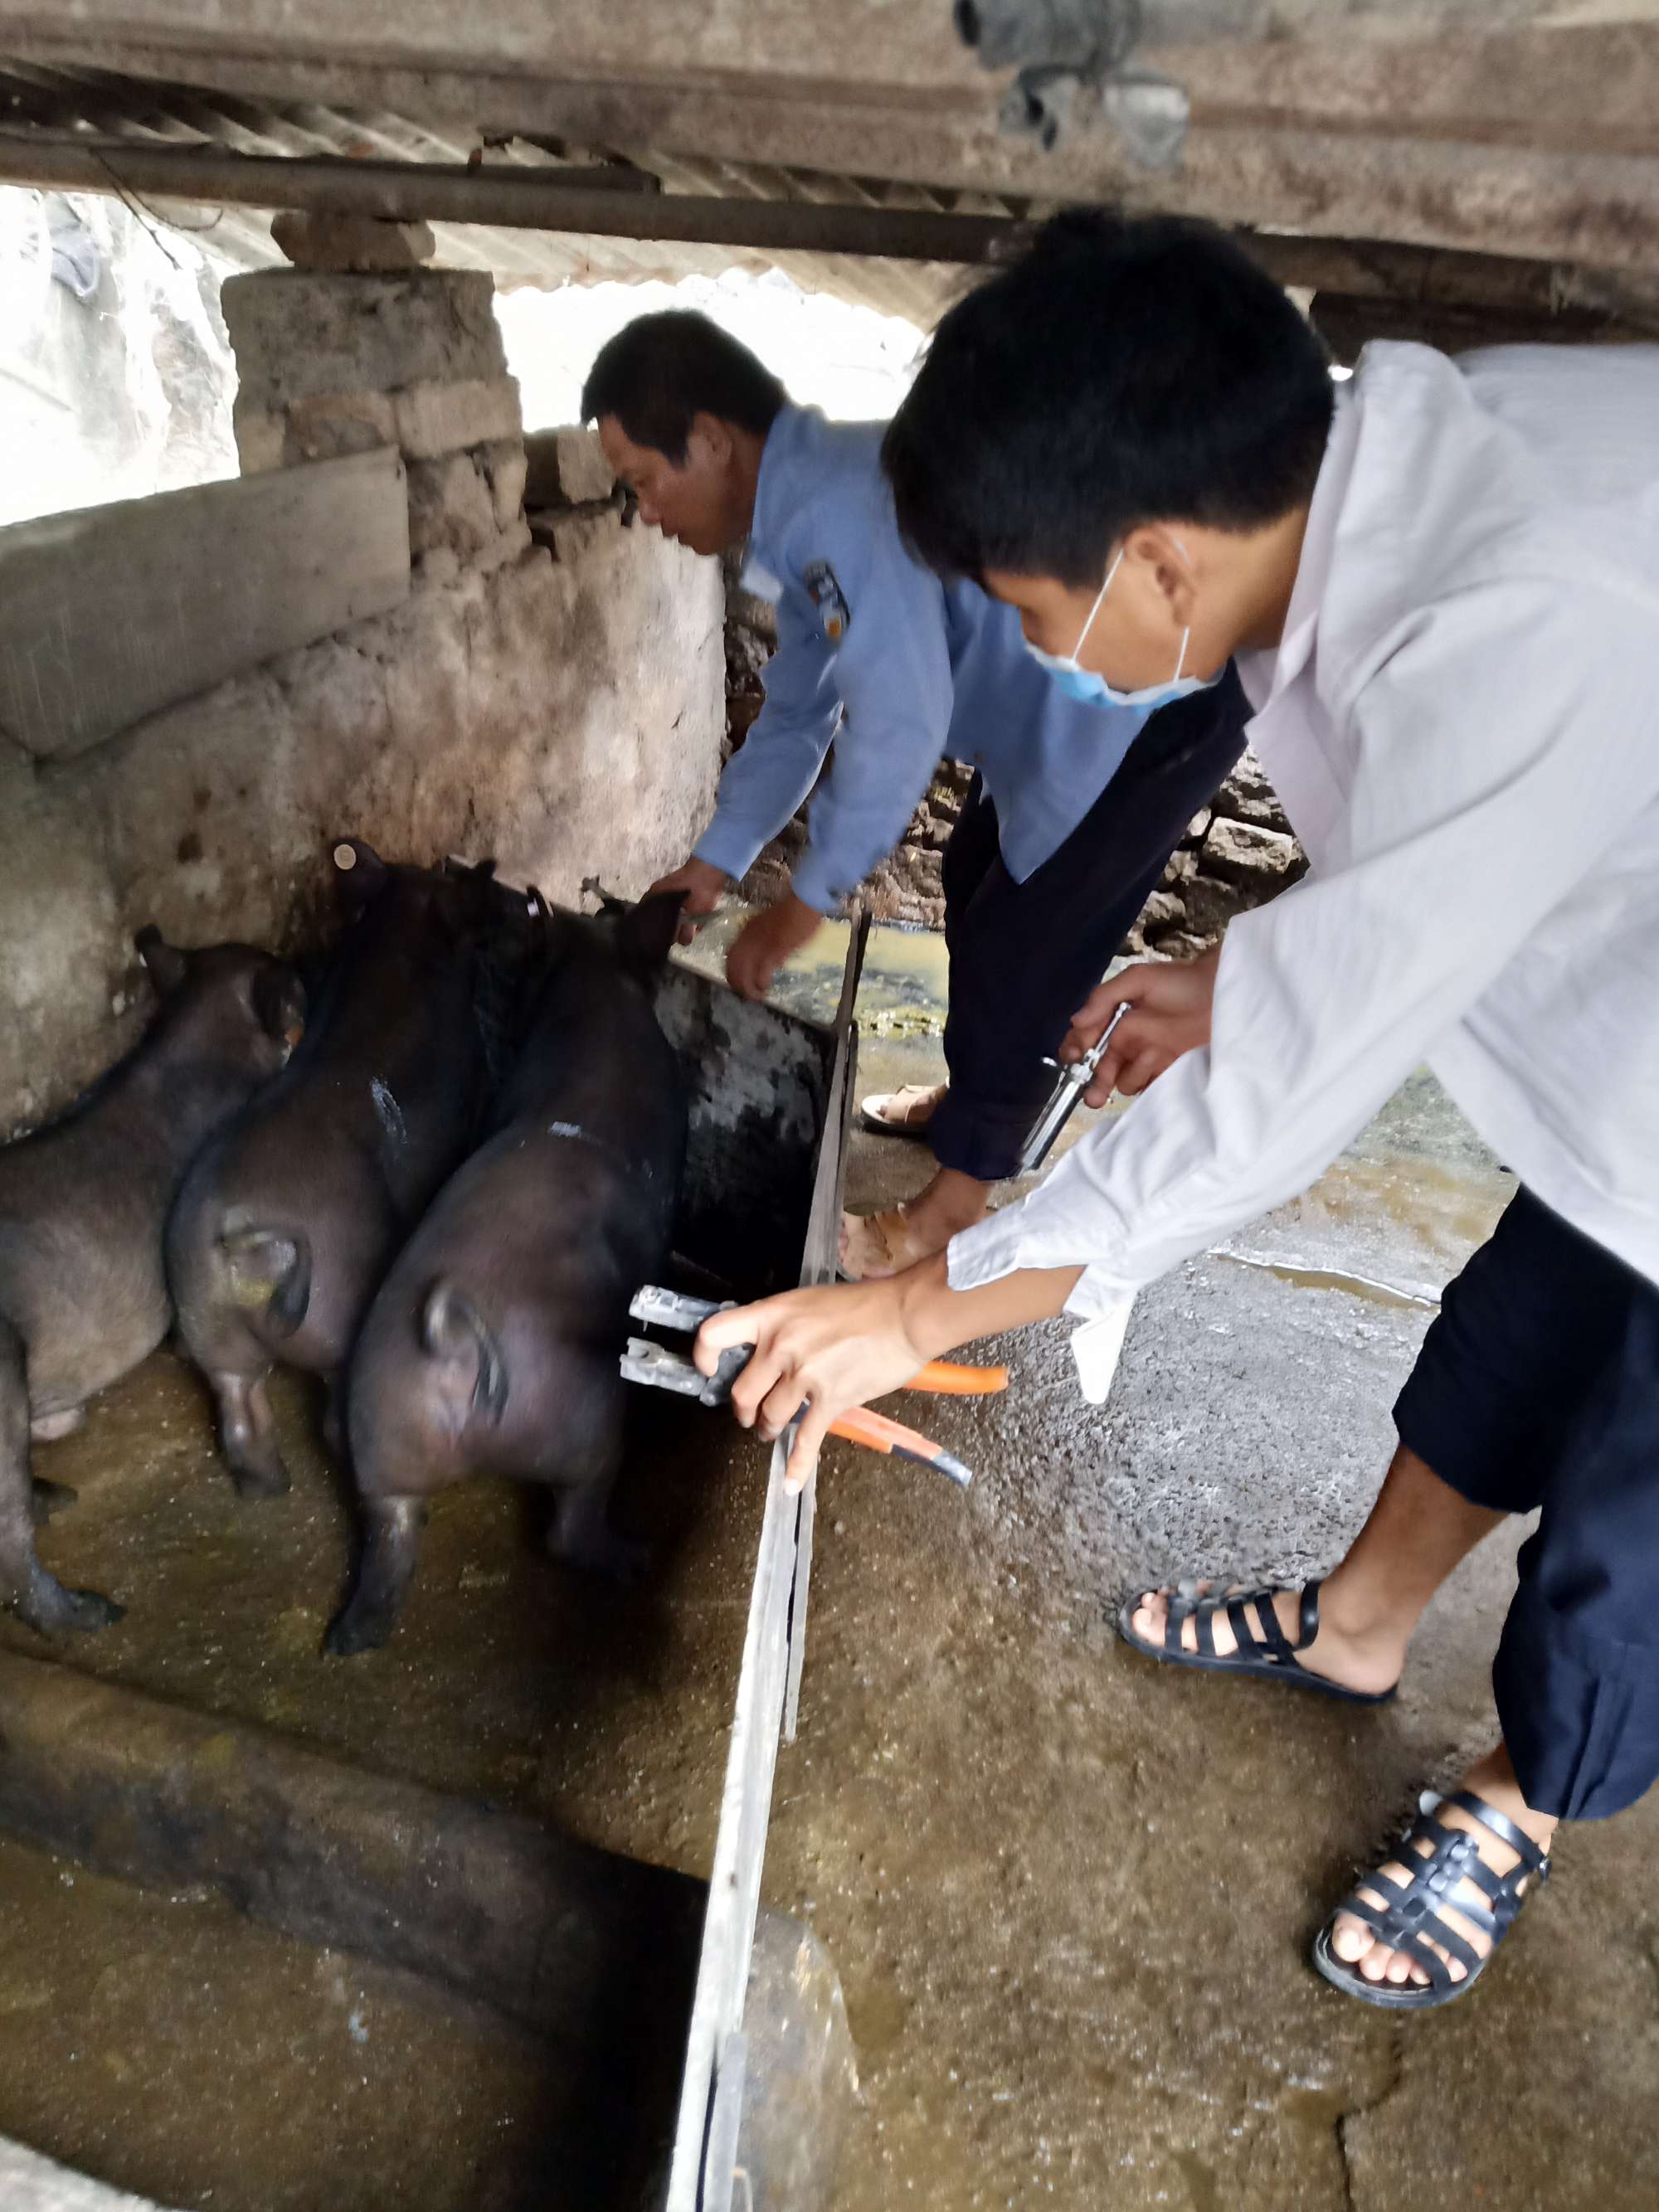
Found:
[946,340,1659,1385]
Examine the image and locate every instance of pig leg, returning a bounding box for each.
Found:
[30,1412,84,1519]
[209,1367,291,1499]
[547,1476,649,1585]
[324,1495,426,1657]
[0,1320,123,1636]
[320,1374,348,1466]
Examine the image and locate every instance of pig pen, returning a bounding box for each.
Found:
[0,926,864,2212]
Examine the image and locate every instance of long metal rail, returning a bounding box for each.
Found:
[666,913,868,2212]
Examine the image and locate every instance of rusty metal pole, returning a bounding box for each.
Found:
[0,131,1039,264]
[2,128,1652,333]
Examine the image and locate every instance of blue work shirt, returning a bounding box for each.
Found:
[692,404,1154,913]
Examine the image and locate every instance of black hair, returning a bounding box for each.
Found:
[580,310,788,463]
[883,210,1334,587]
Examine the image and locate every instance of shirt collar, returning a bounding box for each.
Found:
[1253,384,1360,706]
[746,401,811,581]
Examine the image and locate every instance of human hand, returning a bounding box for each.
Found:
[724,892,824,1003]
[645,857,728,946]
[695,1276,929,1493]
[1063,943,1220,1103]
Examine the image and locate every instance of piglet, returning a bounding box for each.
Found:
[0,931,304,1633]
[166,842,538,1500]
[328,892,688,1654]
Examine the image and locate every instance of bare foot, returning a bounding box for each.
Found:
[839,1166,990,1281]
[1328,1757,1554,1991]
[1126,1580,1404,1699]
[839,1207,929,1281]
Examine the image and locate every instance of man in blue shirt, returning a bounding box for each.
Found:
[581,312,1247,1272]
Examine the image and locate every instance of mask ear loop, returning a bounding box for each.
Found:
[1071,548,1124,666]
[1170,536,1195,684]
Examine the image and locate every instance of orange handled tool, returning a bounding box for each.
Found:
[827,1405,974,1487]
[621,1286,997,1487]
[907,1359,1008,1396]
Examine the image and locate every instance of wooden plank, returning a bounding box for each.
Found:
[0,448,410,761]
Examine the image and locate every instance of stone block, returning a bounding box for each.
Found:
[231,395,286,476]
[483,439,528,531]
[1160,847,1199,884]
[392,376,523,461]
[271,209,436,272]
[860,841,945,928]
[1201,817,1304,890]
[471,518,533,576]
[406,450,499,559]
[524,425,616,508]
[1134,887,1187,933]
[1183,806,1213,845]
[411,546,465,593]
[1182,873,1258,938]
[1212,747,1290,830]
[221,270,505,407]
[546,508,624,566]
[231,392,400,475]
[0,450,409,762]
[285,389,399,465]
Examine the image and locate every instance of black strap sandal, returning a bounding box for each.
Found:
[1116,1577,1397,1705]
[1312,1788,1551,2010]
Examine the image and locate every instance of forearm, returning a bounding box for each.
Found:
[895,1250,1083,1364]
[698,703,839,881]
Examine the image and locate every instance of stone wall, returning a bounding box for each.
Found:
[722,590,1304,945]
[0,259,724,1134]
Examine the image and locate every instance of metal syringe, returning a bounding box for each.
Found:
[1016,1000,1131,1175]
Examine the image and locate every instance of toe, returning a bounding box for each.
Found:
[1330,1910,1373,1965]
[1130,1590,1170,1643]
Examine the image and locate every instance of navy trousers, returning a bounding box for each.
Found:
[1394,1187,1659,1821]
[928,664,1250,1184]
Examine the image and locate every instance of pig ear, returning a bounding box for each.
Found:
[332,839,389,906]
[135,925,189,997]
[614,890,687,972]
[252,963,307,1050]
[421,1284,508,1422]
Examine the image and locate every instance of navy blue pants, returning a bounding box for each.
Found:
[1394,1187,1659,1821]
[928,664,1250,1184]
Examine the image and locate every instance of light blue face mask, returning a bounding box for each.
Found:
[1024,547,1220,712]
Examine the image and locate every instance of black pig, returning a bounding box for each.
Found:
[0,931,304,1633]
[166,842,536,1500]
[328,892,688,1655]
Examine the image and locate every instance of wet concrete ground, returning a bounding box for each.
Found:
[818,1024,1659,2211]
[2,928,1656,2208]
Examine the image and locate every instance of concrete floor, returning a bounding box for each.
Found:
[811,1027,1659,2210]
[2,945,1656,2210]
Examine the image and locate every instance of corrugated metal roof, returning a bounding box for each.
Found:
[0,61,1025,323]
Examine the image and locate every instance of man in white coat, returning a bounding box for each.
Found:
[694,211,1659,2012]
